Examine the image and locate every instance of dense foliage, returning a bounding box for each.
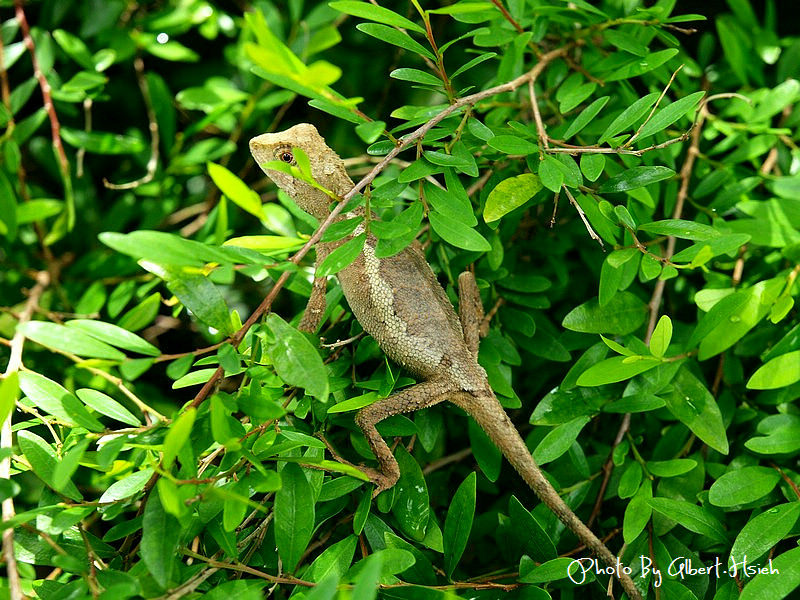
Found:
[2,0,800,598]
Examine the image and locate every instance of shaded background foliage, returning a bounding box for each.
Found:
[2,0,800,599]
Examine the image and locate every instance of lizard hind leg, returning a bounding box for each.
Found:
[457,271,486,357]
[354,380,457,497]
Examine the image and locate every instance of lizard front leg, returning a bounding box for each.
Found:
[458,271,487,356]
[298,273,327,333]
[355,380,456,496]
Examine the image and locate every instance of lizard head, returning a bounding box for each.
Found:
[249,123,352,220]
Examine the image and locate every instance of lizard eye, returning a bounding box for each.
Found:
[278,150,294,164]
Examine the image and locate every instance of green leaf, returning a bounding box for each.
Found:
[99,468,155,503]
[356,24,435,60]
[576,355,660,386]
[580,154,605,182]
[562,291,648,335]
[739,546,800,600]
[717,17,748,85]
[747,350,800,390]
[65,319,160,356]
[603,49,678,82]
[425,180,476,226]
[351,553,383,600]
[443,472,476,577]
[392,445,430,541]
[636,91,705,140]
[16,321,126,361]
[390,68,442,87]
[696,279,783,360]
[162,407,196,469]
[316,233,366,277]
[639,219,720,241]
[563,96,610,139]
[730,503,800,563]
[18,371,104,432]
[508,495,557,562]
[484,174,542,222]
[208,162,264,219]
[708,467,780,507]
[275,463,315,572]
[329,1,425,34]
[141,486,179,588]
[354,120,385,144]
[164,271,234,335]
[61,128,145,154]
[53,29,95,69]
[604,29,649,56]
[533,416,590,464]
[663,366,729,454]
[429,212,491,251]
[538,155,564,192]
[100,230,263,267]
[327,392,378,414]
[17,430,82,501]
[487,135,538,155]
[451,52,497,78]
[646,459,696,478]
[599,93,660,144]
[264,313,329,402]
[224,235,304,252]
[649,315,672,358]
[308,535,358,583]
[648,497,727,544]
[623,480,652,543]
[52,438,90,491]
[172,368,217,389]
[599,166,675,193]
[16,199,63,224]
[76,388,141,426]
[519,557,575,584]
[0,372,19,426]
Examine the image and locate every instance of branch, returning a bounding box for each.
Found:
[14,0,74,231]
[2,270,51,600]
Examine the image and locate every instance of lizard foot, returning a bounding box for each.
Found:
[357,466,399,498]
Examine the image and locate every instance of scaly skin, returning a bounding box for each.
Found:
[250,124,643,600]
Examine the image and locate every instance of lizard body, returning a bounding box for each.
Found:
[250,124,642,600]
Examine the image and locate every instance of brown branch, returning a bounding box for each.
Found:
[180,548,314,586]
[421,448,472,475]
[2,270,51,600]
[490,0,525,34]
[562,186,603,247]
[15,0,72,197]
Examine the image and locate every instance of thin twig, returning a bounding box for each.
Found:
[623,65,684,149]
[104,56,160,189]
[562,186,603,247]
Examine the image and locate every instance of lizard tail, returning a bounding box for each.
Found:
[454,391,643,600]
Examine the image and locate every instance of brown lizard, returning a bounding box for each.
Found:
[250,123,643,600]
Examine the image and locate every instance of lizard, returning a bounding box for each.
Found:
[249,123,643,600]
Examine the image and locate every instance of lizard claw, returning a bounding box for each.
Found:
[358,466,398,497]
